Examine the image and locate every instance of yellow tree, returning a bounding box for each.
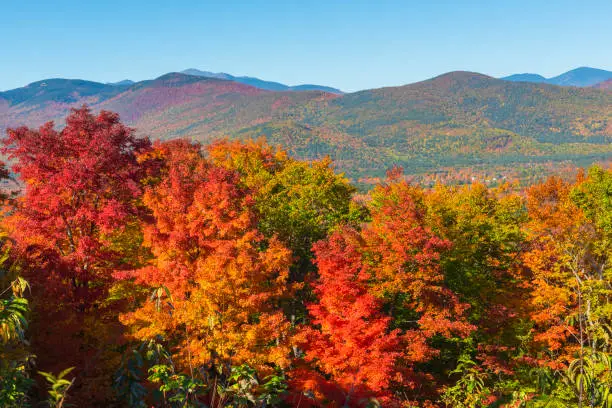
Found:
[521,168,612,406]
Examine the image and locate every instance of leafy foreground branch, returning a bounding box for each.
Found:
[39,368,75,408]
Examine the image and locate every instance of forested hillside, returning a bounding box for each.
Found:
[1,72,610,184]
[1,108,611,407]
[593,79,612,90]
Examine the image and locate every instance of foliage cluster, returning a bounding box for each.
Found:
[0,107,611,407]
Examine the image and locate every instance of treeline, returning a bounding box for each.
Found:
[1,107,611,407]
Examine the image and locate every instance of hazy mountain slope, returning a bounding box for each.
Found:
[181,69,233,80]
[0,78,122,106]
[502,67,612,87]
[501,73,547,83]
[547,67,612,87]
[180,68,342,93]
[108,79,135,86]
[0,78,127,132]
[290,84,344,93]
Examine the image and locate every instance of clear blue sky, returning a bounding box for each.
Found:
[1,0,611,92]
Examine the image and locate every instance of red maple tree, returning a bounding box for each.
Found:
[297,228,401,407]
[2,106,151,403]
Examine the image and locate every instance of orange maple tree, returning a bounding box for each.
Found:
[117,139,294,381]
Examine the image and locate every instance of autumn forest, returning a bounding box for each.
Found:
[1,107,611,408]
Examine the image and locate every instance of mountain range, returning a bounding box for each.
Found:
[180,69,343,93]
[501,67,612,87]
[99,69,342,93]
[1,69,610,184]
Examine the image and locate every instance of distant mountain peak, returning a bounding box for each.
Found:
[180,68,342,93]
[156,72,196,81]
[127,72,231,90]
[420,71,496,89]
[1,78,120,106]
[434,71,494,80]
[549,67,612,87]
[25,78,103,87]
[108,79,135,86]
[181,69,233,80]
[501,67,612,87]
[501,73,547,83]
[154,72,228,84]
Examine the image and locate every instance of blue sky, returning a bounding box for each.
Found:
[1,0,611,92]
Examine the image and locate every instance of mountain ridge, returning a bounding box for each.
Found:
[1,70,610,184]
[502,67,612,87]
[501,73,547,83]
[180,68,343,93]
[108,79,136,86]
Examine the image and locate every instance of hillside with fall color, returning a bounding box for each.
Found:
[593,79,612,90]
[1,71,611,183]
